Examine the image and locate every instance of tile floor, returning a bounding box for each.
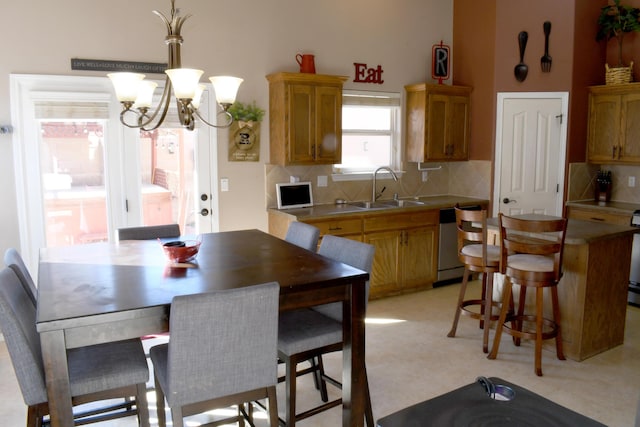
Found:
[0,280,639,426]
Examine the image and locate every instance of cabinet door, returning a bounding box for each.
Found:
[288,84,315,163]
[448,95,470,160]
[621,93,640,162]
[401,226,437,290]
[365,230,402,297]
[426,94,449,160]
[405,88,427,162]
[314,85,342,163]
[587,94,620,162]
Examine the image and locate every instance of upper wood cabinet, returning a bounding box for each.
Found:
[587,83,640,164]
[267,72,348,165]
[405,83,472,162]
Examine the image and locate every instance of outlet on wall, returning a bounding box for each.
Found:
[629,176,636,188]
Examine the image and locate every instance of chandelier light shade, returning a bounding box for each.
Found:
[108,0,243,131]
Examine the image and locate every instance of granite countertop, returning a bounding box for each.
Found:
[566,200,640,215]
[488,214,638,245]
[269,195,490,220]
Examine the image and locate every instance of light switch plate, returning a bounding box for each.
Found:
[220,178,229,192]
[317,175,328,187]
[629,176,636,187]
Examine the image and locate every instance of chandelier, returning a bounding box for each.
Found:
[108,0,243,131]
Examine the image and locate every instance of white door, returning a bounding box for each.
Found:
[10,74,219,272]
[493,92,568,216]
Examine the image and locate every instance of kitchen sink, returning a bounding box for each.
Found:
[347,199,425,209]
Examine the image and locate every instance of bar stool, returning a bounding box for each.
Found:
[488,213,567,376]
[447,206,502,353]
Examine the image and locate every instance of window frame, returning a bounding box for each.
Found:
[332,90,402,181]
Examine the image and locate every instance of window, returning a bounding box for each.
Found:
[334,91,401,177]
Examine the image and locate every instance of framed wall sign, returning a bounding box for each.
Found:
[431,41,450,83]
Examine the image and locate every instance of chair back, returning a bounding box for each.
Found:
[117,224,181,241]
[165,282,279,407]
[285,222,320,252]
[4,248,37,306]
[455,206,497,270]
[498,214,567,282]
[0,268,47,406]
[315,235,375,321]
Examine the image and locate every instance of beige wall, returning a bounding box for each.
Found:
[0,0,453,252]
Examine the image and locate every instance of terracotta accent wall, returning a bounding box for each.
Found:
[453,0,496,161]
[453,0,609,165]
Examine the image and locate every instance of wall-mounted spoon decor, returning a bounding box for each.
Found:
[514,31,529,82]
[541,21,552,72]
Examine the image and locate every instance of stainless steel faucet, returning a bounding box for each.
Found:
[372,166,398,202]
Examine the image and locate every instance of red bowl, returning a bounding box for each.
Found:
[162,240,200,263]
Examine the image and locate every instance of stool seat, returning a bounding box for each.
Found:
[447,207,506,353]
[487,214,567,376]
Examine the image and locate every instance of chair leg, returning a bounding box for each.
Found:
[482,272,495,354]
[514,285,527,346]
[136,382,150,427]
[267,386,279,427]
[551,285,566,361]
[315,355,329,402]
[479,272,488,330]
[285,357,298,427]
[171,406,184,427]
[155,374,167,427]
[447,266,471,338]
[535,287,544,376]
[488,278,513,360]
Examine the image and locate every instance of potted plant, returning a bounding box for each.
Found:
[227,101,265,162]
[596,0,640,84]
[227,101,265,123]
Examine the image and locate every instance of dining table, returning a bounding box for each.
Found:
[36,229,369,427]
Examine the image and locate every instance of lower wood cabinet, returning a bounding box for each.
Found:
[268,208,439,299]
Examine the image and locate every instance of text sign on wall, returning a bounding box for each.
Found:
[71,58,168,74]
[353,63,384,84]
[431,41,450,84]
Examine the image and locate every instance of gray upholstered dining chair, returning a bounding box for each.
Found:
[4,248,37,306]
[277,235,375,426]
[285,221,320,252]
[117,223,181,241]
[149,282,280,427]
[0,267,150,427]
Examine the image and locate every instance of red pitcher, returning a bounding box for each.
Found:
[296,54,316,74]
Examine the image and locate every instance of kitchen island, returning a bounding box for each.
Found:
[489,216,637,361]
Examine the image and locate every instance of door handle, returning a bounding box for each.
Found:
[502,198,516,204]
[200,208,209,217]
[200,193,209,201]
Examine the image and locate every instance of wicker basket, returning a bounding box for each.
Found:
[605,62,633,85]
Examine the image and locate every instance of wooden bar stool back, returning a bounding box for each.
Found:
[488,214,567,376]
[447,206,502,353]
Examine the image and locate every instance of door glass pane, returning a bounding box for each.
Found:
[139,128,198,236]
[40,120,108,246]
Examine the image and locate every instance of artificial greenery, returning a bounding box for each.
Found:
[596,0,640,67]
[227,101,265,122]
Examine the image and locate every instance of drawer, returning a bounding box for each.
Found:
[363,210,439,232]
[305,218,362,236]
[567,207,630,226]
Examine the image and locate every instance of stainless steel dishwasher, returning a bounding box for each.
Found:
[436,206,481,284]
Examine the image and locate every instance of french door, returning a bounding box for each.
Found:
[10,74,219,272]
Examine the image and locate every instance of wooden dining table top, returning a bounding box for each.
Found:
[37,229,368,325]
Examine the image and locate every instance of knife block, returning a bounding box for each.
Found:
[595,182,612,203]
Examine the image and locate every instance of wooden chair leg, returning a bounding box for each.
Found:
[447,266,470,338]
[315,355,329,402]
[285,357,298,427]
[155,373,167,427]
[535,287,544,376]
[488,278,513,360]
[514,285,527,346]
[551,285,566,360]
[267,386,279,427]
[479,272,488,330]
[171,406,184,427]
[364,367,374,427]
[136,383,150,427]
[482,272,495,353]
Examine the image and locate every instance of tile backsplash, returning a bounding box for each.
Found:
[568,162,640,203]
[265,160,492,208]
